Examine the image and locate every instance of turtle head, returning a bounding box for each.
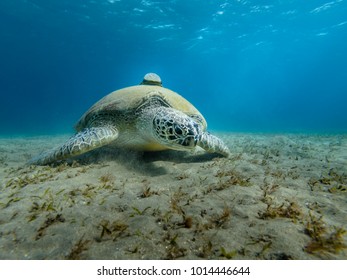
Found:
[140,73,162,87]
[152,108,201,150]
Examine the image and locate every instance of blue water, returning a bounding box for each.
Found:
[1,0,347,136]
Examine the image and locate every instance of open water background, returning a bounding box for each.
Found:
[1,0,347,136]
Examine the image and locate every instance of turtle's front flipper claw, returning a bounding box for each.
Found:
[197,132,230,157]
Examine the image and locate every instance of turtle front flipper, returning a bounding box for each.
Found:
[197,132,230,157]
[28,126,119,165]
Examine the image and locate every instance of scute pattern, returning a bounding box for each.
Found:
[152,107,201,149]
[198,132,230,157]
[28,127,118,165]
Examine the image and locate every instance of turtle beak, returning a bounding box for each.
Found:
[181,135,196,148]
[179,123,199,148]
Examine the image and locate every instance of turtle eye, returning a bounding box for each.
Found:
[174,125,183,135]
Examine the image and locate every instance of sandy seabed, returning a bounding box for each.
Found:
[0,133,346,260]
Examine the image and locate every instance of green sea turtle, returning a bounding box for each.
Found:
[29,73,230,165]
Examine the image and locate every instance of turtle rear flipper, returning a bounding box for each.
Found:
[197,132,230,157]
[28,126,119,165]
